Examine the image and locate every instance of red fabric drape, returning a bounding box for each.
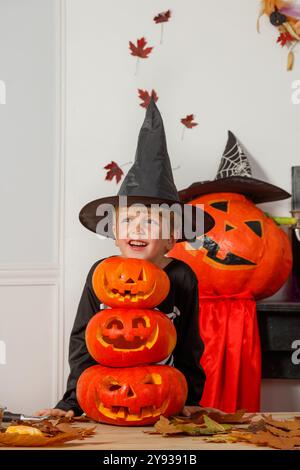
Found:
[199,292,261,412]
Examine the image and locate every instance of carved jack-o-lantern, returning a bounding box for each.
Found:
[92,256,170,308]
[77,364,188,426]
[170,193,292,299]
[86,308,177,367]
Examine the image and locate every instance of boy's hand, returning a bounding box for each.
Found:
[34,408,75,418]
[181,405,225,417]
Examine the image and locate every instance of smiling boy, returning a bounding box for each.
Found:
[36,99,214,419]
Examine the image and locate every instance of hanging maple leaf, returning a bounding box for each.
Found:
[153,10,172,44]
[138,89,158,108]
[153,9,171,23]
[129,37,153,75]
[180,114,198,140]
[277,31,294,46]
[181,114,198,128]
[129,37,153,59]
[103,161,124,183]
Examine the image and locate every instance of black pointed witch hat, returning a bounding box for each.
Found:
[79,98,215,242]
[179,130,291,204]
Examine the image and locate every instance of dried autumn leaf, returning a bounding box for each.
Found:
[138,89,158,108]
[232,430,300,450]
[129,37,153,59]
[181,114,198,129]
[56,424,96,438]
[208,409,255,424]
[0,431,81,447]
[202,434,241,444]
[179,421,229,436]
[203,415,231,433]
[247,418,266,433]
[104,161,124,184]
[154,416,183,436]
[153,415,230,437]
[263,415,300,432]
[51,415,91,425]
[265,424,292,437]
[154,10,171,24]
[55,423,82,434]
[11,419,63,437]
[172,409,248,426]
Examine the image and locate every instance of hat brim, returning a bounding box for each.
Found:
[179,176,291,204]
[79,195,215,243]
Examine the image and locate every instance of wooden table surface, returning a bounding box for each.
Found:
[1,412,300,451]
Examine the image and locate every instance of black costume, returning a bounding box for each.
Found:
[56,257,206,415]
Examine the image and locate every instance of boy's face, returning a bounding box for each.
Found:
[113,205,176,262]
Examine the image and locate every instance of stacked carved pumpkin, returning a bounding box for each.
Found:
[76,256,188,426]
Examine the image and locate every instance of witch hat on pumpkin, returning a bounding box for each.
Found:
[179,130,291,204]
[79,98,215,242]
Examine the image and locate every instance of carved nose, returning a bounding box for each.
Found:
[126,385,135,398]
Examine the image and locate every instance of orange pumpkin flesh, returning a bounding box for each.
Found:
[86,308,177,367]
[92,257,170,309]
[170,193,292,299]
[77,364,188,426]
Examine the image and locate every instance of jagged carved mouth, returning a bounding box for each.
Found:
[97,400,168,421]
[192,235,256,267]
[98,323,159,351]
[103,276,157,303]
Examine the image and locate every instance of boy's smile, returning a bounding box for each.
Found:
[128,239,149,251]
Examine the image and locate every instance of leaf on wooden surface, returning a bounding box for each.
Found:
[173,409,253,425]
[263,415,300,432]
[232,430,300,450]
[154,416,183,436]
[0,431,80,447]
[0,419,96,447]
[202,434,241,444]
[153,415,230,436]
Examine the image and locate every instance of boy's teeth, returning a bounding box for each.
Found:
[130,241,146,246]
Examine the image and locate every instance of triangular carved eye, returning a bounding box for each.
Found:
[245,221,262,237]
[225,224,234,232]
[210,201,228,212]
[109,384,122,392]
[142,373,162,385]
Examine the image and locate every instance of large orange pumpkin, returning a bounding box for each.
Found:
[92,256,170,308]
[77,364,187,426]
[86,308,177,367]
[170,192,292,299]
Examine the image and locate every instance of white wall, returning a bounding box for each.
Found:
[0,0,63,414]
[0,0,60,264]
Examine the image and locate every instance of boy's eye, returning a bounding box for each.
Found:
[120,217,131,224]
[146,218,159,226]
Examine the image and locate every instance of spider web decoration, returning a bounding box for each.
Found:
[216,131,252,179]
